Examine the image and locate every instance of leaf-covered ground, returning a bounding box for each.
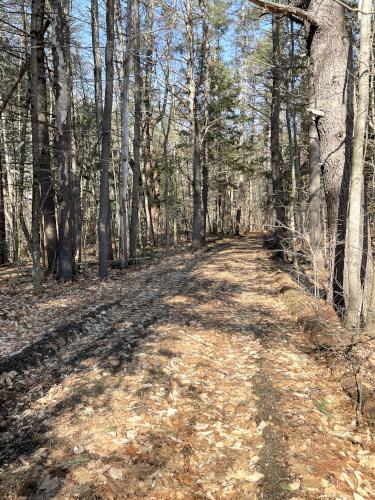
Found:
[1,236,375,499]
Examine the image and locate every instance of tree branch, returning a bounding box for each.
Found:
[249,0,319,26]
[0,59,29,115]
[331,0,375,14]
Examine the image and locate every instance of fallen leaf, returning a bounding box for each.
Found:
[228,470,264,482]
[108,467,123,481]
[354,492,366,500]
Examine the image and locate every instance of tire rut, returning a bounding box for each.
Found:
[0,251,206,466]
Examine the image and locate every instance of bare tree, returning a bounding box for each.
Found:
[346,1,373,328]
[186,0,202,248]
[98,0,115,278]
[270,14,284,251]
[30,0,45,293]
[34,0,58,274]
[118,0,132,268]
[249,0,354,315]
[91,0,103,143]
[129,0,141,261]
[0,115,7,265]
[200,0,210,240]
[51,0,75,282]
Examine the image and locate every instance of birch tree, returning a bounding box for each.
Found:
[346,0,373,328]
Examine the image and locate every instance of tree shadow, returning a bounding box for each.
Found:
[0,235,307,497]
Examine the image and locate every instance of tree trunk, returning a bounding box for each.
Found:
[201,1,210,241]
[248,0,354,317]
[143,0,156,246]
[91,0,104,143]
[38,10,58,274]
[285,96,298,266]
[0,120,7,265]
[345,0,372,328]
[235,208,241,236]
[365,259,375,333]
[271,15,284,251]
[129,0,142,261]
[308,112,322,261]
[30,0,58,274]
[163,93,174,253]
[186,0,202,248]
[18,90,32,254]
[119,0,132,269]
[30,0,44,293]
[51,0,75,282]
[307,0,354,315]
[98,0,115,278]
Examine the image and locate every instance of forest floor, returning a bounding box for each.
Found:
[1,235,375,499]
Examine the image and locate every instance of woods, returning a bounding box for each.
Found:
[3,0,375,495]
[0,0,374,323]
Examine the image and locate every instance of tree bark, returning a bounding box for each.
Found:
[30,0,45,293]
[119,0,132,269]
[308,112,322,261]
[37,6,58,273]
[33,0,58,274]
[271,15,284,251]
[0,118,7,265]
[51,0,75,282]
[249,0,354,317]
[365,259,375,333]
[98,0,115,278]
[345,1,372,328]
[129,0,142,260]
[163,93,174,253]
[186,0,202,248]
[91,0,104,144]
[201,0,210,241]
[18,90,32,254]
[142,0,156,246]
[307,0,354,315]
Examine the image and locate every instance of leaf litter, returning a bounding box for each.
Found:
[0,236,374,498]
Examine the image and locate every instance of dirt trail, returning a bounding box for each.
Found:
[1,236,375,499]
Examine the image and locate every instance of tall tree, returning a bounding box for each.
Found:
[307,0,353,314]
[129,0,141,261]
[200,0,210,240]
[142,0,156,246]
[118,0,132,269]
[91,0,103,143]
[34,0,58,274]
[249,0,354,315]
[51,0,75,281]
[346,1,372,328]
[0,115,7,265]
[270,15,284,252]
[98,0,115,278]
[31,0,58,273]
[186,0,202,248]
[30,0,45,293]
